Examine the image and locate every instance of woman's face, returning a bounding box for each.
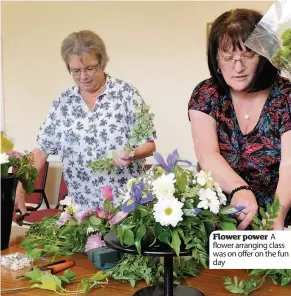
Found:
[217,42,259,92]
[68,51,105,93]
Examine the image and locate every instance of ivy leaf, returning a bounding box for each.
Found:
[63,269,76,281]
[135,224,146,255]
[26,248,43,259]
[91,271,108,281]
[31,276,60,292]
[89,216,102,226]
[23,268,42,282]
[82,281,89,294]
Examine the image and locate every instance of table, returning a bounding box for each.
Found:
[1,226,291,296]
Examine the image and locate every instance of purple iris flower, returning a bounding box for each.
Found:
[122,181,154,213]
[153,149,192,173]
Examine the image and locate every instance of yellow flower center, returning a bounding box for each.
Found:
[164,207,172,216]
[98,213,104,218]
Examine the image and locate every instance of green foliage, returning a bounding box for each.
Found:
[107,254,200,287]
[21,213,109,259]
[271,28,291,73]
[252,195,280,230]
[249,269,291,287]
[87,104,155,174]
[1,150,38,194]
[223,276,265,295]
[0,267,108,295]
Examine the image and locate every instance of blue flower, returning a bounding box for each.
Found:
[122,181,153,213]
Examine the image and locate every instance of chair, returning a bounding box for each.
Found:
[22,173,68,224]
[24,161,50,211]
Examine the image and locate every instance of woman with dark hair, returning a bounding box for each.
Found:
[188,9,291,230]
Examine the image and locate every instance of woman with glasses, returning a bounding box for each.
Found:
[188,9,291,230]
[15,30,156,214]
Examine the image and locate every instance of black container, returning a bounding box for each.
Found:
[1,175,17,250]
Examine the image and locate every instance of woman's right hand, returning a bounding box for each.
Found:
[230,190,258,230]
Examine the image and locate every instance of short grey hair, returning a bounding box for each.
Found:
[61,30,109,71]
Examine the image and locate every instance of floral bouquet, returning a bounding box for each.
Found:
[245,0,291,81]
[1,131,38,195]
[110,150,244,267]
[87,103,155,174]
[21,186,119,259]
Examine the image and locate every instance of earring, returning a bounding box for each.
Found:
[217,68,221,74]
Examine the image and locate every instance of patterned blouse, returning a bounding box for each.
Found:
[37,74,156,208]
[188,76,291,209]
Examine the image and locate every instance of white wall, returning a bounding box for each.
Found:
[2,1,272,204]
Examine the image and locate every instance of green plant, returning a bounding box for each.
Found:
[87,104,155,174]
[1,149,38,195]
[0,267,108,295]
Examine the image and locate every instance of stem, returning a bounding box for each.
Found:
[1,287,32,293]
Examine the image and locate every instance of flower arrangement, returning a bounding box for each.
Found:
[1,131,38,195]
[87,104,155,174]
[111,149,244,266]
[21,186,118,259]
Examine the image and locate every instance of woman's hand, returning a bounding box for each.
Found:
[230,190,258,230]
[270,208,287,230]
[113,150,133,167]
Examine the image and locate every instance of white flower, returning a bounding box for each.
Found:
[87,227,95,235]
[152,173,176,200]
[126,178,137,191]
[214,182,227,205]
[196,170,213,187]
[153,197,183,227]
[0,153,9,164]
[181,197,185,203]
[60,195,80,214]
[197,188,220,214]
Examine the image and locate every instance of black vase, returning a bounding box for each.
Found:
[1,175,17,250]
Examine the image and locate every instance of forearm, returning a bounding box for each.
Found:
[15,148,48,213]
[276,164,291,218]
[133,141,156,160]
[198,152,248,194]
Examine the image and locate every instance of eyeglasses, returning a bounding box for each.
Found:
[217,53,259,67]
[69,62,100,77]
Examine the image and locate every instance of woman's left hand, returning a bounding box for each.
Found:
[113,150,133,167]
[270,210,285,230]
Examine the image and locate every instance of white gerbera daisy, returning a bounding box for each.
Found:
[196,170,213,187]
[152,173,176,200]
[153,198,183,227]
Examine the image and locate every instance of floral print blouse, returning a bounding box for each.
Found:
[188,76,291,210]
[36,74,156,208]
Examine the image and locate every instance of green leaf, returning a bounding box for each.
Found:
[220,222,237,231]
[123,229,135,246]
[135,224,147,254]
[31,277,59,292]
[91,271,108,281]
[89,216,102,226]
[63,269,76,281]
[170,230,181,257]
[26,248,43,259]
[23,268,42,282]
[58,276,70,283]
[82,281,89,294]
[176,172,187,192]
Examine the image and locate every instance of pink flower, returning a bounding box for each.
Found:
[56,211,72,227]
[85,233,105,252]
[6,150,23,157]
[109,211,128,226]
[100,186,114,200]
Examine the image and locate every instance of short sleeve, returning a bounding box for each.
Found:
[279,92,291,136]
[127,90,157,147]
[36,98,61,155]
[188,79,220,120]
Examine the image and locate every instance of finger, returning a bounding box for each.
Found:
[238,212,254,230]
[237,211,246,221]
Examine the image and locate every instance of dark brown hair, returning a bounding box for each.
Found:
[207,9,279,94]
